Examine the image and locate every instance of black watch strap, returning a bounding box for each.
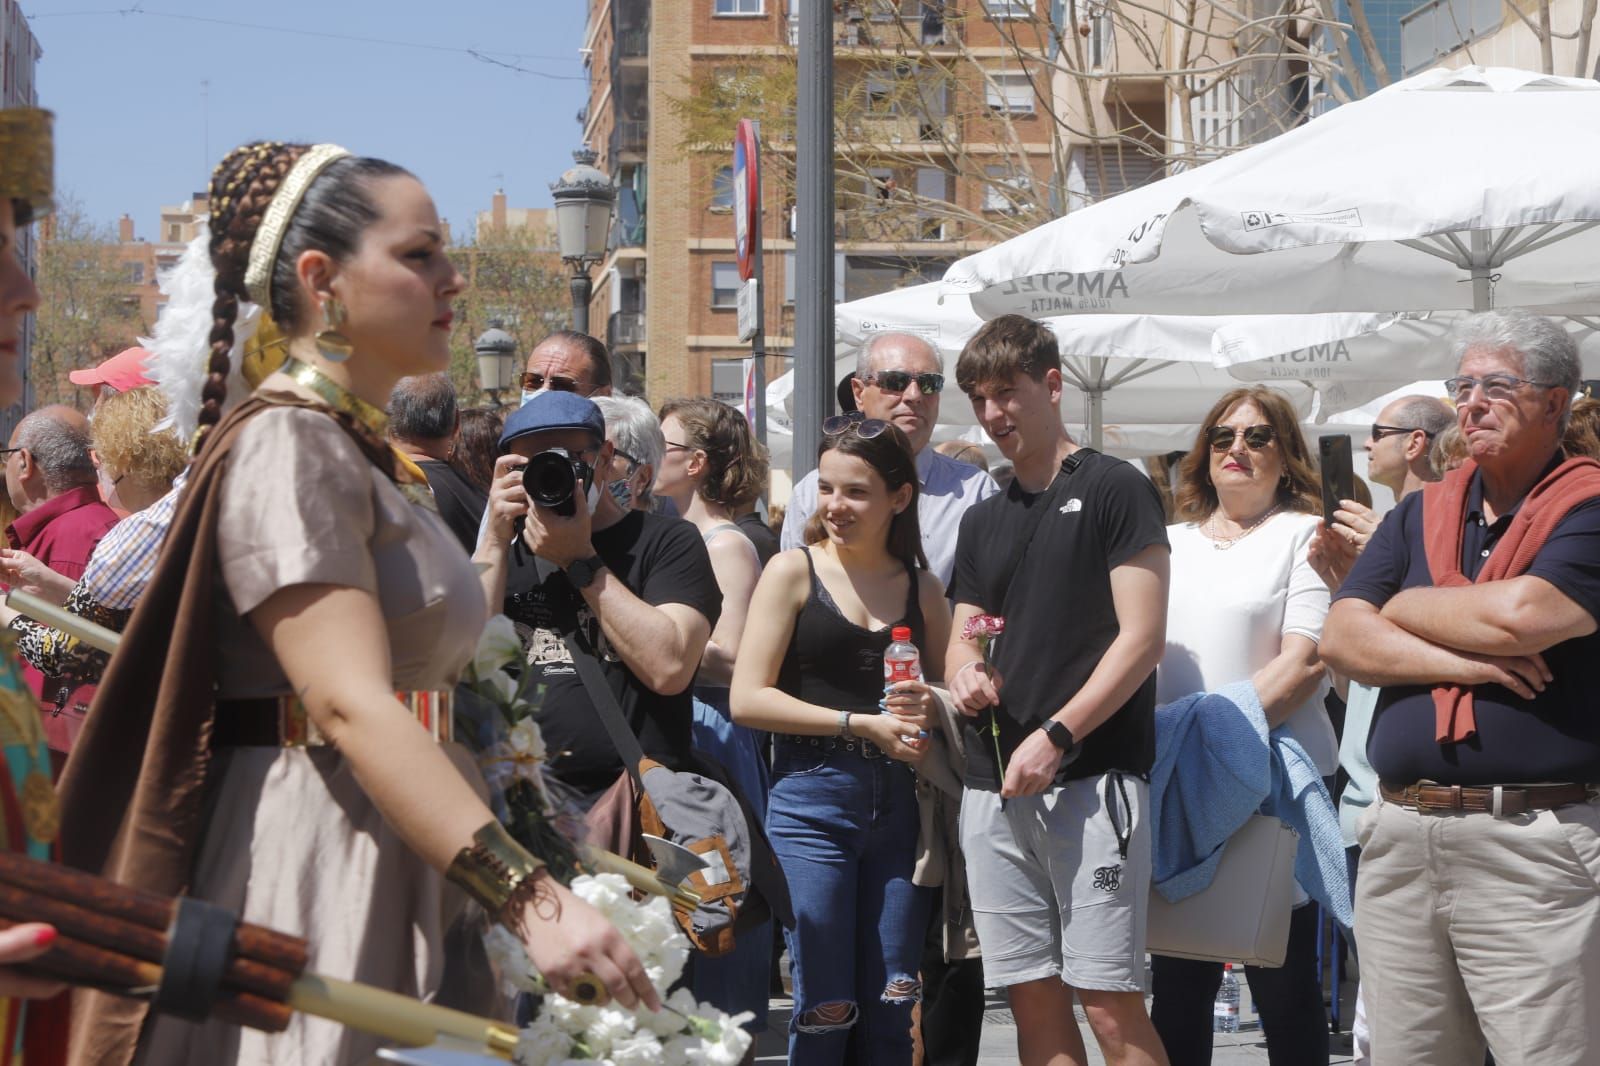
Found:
[1041,719,1076,752]
[565,554,604,589]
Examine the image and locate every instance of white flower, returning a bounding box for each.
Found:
[610,1031,667,1066]
[514,1017,575,1066]
[484,926,542,995]
[508,717,548,761]
[476,668,518,708]
[472,614,524,679]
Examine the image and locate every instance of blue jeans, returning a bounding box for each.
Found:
[689,690,771,1032]
[767,736,932,1066]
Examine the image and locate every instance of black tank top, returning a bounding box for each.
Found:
[777,547,926,715]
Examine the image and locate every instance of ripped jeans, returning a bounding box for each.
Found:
[768,736,933,1066]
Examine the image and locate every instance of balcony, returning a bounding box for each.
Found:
[617,26,649,59]
[608,311,646,350]
[835,208,954,244]
[610,119,649,158]
[785,2,959,48]
[848,113,957,146]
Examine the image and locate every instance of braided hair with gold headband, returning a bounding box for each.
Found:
[197,141,409,444]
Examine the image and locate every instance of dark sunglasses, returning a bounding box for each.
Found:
[521,371,591,394]
[822,411,891,439]
[1206,424,1277,452]
[1370,423,1435,442]
[866,370,944,395]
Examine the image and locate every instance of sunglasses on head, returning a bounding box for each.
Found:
[822,411,891,439]
[520,371,589,394]
[1206,424,1277,452]
[866,370,944,395]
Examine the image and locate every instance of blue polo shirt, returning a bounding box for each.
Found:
[1335,459,1600,785]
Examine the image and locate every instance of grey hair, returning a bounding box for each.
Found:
[1450,310,1581,429]
[1387,394,1456,440]
[856,331,941,379]
[387,373,458,442]
[16,411,96,494]
[594,394,664,479]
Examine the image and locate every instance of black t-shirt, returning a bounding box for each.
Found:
[948,451,1169,790]
[1335,469,1600,785]
[502,510,723,798]
[735,511,779,567]
[417,459,487,555]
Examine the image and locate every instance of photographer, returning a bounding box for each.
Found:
[473,391,722,802]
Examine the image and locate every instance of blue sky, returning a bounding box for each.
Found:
[25,1,590,242]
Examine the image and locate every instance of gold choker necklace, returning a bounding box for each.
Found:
[282,357,388,438]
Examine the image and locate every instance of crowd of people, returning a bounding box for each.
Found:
[0,109,1596,1066]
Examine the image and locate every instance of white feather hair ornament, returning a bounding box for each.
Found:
[144,220,264,443]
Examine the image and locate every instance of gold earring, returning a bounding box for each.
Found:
[316,297,354,363]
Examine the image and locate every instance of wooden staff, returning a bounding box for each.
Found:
[5,590,120,654]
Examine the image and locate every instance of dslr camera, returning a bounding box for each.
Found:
[521,447,596,517]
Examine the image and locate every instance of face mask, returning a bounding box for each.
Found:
[607,478,633,509]
[586,479,602,513]
[520,389,537,407]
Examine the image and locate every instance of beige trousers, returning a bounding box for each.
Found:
[1354,793,1600,1066]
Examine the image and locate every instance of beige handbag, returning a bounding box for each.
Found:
[1146,815,1300,967]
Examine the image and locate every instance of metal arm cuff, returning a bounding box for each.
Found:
[445,821,547,919]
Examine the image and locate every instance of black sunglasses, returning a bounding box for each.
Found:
[866,370,944,395]
[822,411,891,439]
[1206,424,1276,452]
[521,371,592,395]
[1370,423,1434,442]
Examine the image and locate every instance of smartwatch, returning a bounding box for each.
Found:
[565,555,605,590]
[1040,719,1076,753]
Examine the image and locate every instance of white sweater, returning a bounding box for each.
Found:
[1157,511,1338,775]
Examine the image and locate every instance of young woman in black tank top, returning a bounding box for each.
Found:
[732,418,952,1066]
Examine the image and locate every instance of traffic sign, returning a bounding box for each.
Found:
[733,119,761,281]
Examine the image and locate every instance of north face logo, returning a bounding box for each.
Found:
[1060,498,1083,514]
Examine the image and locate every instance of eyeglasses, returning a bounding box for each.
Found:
[1370,423,1434,442]
[662,440,696,454]
[520,371,594,395]
[822,411,891,439]
[1206,424,1276,452]
[1443,374,1559,404]
[865,370,945,395]
[0,447,22,461]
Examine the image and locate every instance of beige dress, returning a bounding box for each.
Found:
[139,403,495,1066]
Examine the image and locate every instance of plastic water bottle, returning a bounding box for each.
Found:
[1214,963,1240,1033]
[883,627,926,743]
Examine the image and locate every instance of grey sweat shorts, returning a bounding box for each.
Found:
[959,772,1150,992]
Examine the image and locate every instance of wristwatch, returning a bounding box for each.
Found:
[565,555,605,590]
[1040,719,1077,753]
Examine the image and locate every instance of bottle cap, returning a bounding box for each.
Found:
[891,626,911,642]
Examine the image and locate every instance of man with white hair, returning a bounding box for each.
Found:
[781,332,997,587]
[1323,309,1600,1065]
[593,394,664,513]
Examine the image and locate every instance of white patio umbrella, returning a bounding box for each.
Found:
[941,67,1600,320]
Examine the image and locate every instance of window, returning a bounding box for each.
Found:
[711,166,734,211]
[711,262,741,308]
[868,167,896,203]
[985,72,1035,114]
[983,0,1032,17]
[865,73,895,113]
[983,165,1033,213]
[784,250,847,304]
[128,262,145,285]
[714,0,762,14]
[711,362,747,406]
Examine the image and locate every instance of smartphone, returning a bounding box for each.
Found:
[1320,434,1354,527]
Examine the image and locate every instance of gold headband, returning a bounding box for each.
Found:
[0,110,53,226]
[243,143,350,309]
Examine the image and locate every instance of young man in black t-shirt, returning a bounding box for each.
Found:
[946,315,1170,1066]
[473,391,721,801]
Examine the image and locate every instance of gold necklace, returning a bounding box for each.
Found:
[1206,503,1282,551]
[282,356,388,437]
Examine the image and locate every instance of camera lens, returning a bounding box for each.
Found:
[523,451,578,516]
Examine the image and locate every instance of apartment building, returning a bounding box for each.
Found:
[4,0,40,420]
[579,0,1058,402]
[1399,0,1591,75]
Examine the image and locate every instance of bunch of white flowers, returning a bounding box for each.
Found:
[485,874,754,1066]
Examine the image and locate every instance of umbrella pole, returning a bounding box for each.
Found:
[1470,230,1493,311]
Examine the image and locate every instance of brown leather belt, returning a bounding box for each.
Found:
[1379,780,1597,818]
[213,691,453,748]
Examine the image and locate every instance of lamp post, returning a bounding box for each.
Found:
[550,148,616,337]
[474,321,518,407]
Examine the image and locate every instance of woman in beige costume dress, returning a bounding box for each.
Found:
[59,142,656,1066]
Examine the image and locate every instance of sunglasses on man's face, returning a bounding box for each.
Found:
[1370,423,1434,442]
[1206,424,1277,452]
[521,371,591,394]
[822,412,891,439]
[866,370,945,395]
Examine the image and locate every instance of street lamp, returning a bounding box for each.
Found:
[550,147,616,337]
[474,320,518,407]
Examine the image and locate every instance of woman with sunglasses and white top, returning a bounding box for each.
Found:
[732,413,951,1066]
[1149,386,1337,1066]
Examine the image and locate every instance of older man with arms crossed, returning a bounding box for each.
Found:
[1322,310,1600,1066]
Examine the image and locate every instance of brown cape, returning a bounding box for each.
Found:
[55,392,395,1066]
